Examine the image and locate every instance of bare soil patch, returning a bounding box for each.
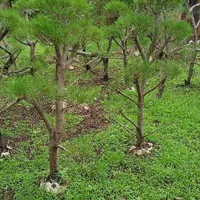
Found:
[66,102,109,139]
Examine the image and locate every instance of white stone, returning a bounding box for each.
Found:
[133,51,140,56]
[1,152,10,157]
[136,150,143,156]
[42,181,60,194]
[129,146,137,152]
[83,106,89,111]
[63,102,67,109]
[69,65,75,70]
[6,145,12,150]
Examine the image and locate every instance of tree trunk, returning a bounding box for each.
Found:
[122,48,128,68]
[185,53,196,86]
[156,76,167,98]
[102,37,112,81]
[30,43,36,75]
[82,46,91,71]
[103,57,109,81]
[49,138,58,174]
[135,78,145,147]
[48,47,66,176]
[185,5,198,86]
[31,100,56,175]
[136,94,144,147]
[30,43,36,62]
[122,47,129,84]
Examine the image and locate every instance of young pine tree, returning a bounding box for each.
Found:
[113,0,191,150]
[4,0,99,181]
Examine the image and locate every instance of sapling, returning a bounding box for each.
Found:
[3,0,100,184]
[115,0,191,150]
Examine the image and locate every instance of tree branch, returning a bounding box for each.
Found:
[0,28,8,41]
[113,38,123,49]
[146,0,161,59]
[81,57,101,68]
[68,48,98,57]
[116,89,138,105]
[189,3,200,13]
[151,37,171,62]
[144,76,167,96]
[144,122,173,138]
[132,30,146,60]
[15,37,29,46]
[111,117,134,134]
[32,100,54,136]
[7,67,31,76]
[120,111,138,129]
[0,45,12,55]
[0,98,22,115]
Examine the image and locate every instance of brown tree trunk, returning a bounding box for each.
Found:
[48,47,66,176]
[49,139,58,174]
[103,57,109,81]
[30,43,36,75]
[156,76,167,98]
[135,78,145,147]
[122,48,128,68]
[102,37,112,81]
[185,52,197,86]
[82,46,91,71]
[30,43,36,62]
[136,99,144,147]
[32,100,57,174]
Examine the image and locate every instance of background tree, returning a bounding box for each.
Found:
[184,0,200,85]
[112,0,191,149]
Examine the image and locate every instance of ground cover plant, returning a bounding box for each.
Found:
[0,0,200,199]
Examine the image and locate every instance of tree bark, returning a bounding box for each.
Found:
[0,98,21,115]
[47,46,67,176]
[82,46,91,71]
[32,100,57,175]
[0,28,8,42]
[135,78,145,147]
[185,2,199,85]
[156,76,167,98]
[122,48,128,68]
[30,43,36,62]
[3,54,16,75]
[29,42,36,75]
[103,57,109,81]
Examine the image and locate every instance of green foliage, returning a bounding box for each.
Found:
[31,15,68,45]
[64,85,101,104]
[126,58,156,81]
[104,0,128,16]
[16,0,94,46]
[7,75,56,100]
[0,9,28,38]
[162,20,192,41]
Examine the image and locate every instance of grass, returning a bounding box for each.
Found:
[0,60,200,199]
